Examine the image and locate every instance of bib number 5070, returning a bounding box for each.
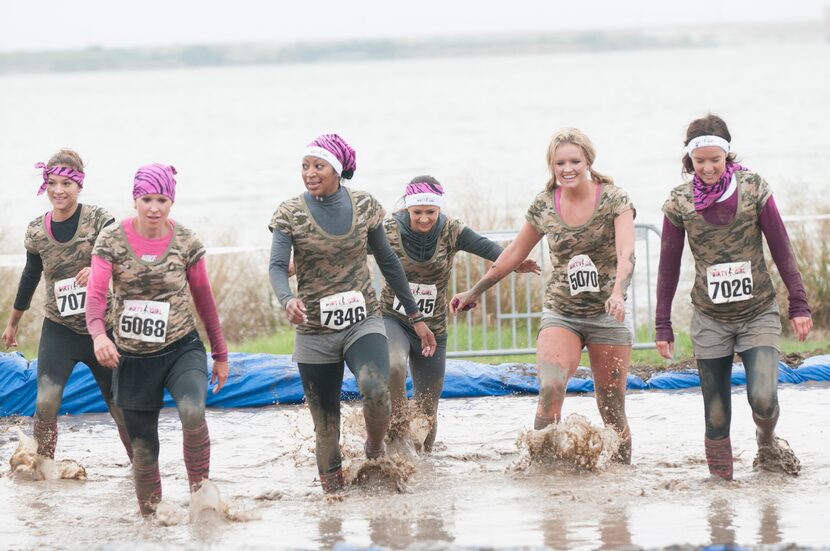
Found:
[119,300,170,343]
[320,291,367,330]
[706,261,753,304]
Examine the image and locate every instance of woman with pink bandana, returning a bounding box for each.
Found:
[268,134,437,493]
[86,163,229,515]
[2,149,133,466]
[656,114,811,479]
[381,176,539,452]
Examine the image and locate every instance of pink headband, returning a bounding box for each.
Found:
[404,181,444,208]
[306,134,357,179]
[133,163,177,201]
[34,162,85,196]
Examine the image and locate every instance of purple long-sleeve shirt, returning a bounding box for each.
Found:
[655,193,810,342]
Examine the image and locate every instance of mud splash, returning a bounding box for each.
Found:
[517,413,620,471]
[753,437,801,476]
[8,431,86,481]
[345,456,416,493]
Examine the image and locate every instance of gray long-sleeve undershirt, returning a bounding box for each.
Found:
[456,227,504,263]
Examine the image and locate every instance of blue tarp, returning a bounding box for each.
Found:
[2,351,829,416]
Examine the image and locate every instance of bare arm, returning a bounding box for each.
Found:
[606,209,635,321]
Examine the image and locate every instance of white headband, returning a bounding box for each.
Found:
[405,193,444,209]
[303,146,343,176]
[685,135,730,156]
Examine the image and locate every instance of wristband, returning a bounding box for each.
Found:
[408,312,426,325]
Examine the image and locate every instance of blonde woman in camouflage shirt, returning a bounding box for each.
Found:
[269,134,437,493]
[656,114,811,479]
[2,149,133,465]
[451,128,636,463]
[381,176,539,452]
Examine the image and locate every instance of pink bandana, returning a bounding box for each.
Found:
[34,162,85,196]
[133,163,177,201]
[693,163,746,212]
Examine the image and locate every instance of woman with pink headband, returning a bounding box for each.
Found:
[451,128,637,463]
[269,134,437,493]
[2,149,133,467]
[86,163,229,515]
[656,114,811,479]
[381,176,539,452]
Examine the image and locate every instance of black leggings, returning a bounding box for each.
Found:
[698,346,780,440]
[298,332,391,475]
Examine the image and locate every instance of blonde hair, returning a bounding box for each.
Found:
[545,128,613,191]
[47,148,85,172]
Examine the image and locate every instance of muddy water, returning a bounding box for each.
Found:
[2,383,829,550]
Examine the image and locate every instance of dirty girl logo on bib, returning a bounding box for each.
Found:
[53,277,87,317]
[567,254,600,296]
[320,290,367,330]
[119,300,170,343]
[393,283,438,317]
[706,261,753,304]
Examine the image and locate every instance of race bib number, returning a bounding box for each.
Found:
[54,278,87,317]
[707,261,753,304]
[393,283,438,318]
[320,291,366,330]
[567,254,600,296]
[119,300,170,343]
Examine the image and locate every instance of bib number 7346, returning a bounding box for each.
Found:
[320,290,367,330]
[706,261,753,304]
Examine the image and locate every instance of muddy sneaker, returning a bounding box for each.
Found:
[320,468,345,493]
[753,437,801,476]
[364,440,387,460]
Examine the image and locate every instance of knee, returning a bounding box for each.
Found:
[356,367,390,412]
[132,438,158,464]
[538,380,566,409]
[177,398,206,429]
[35,394,61,421]
[749,395,778,420]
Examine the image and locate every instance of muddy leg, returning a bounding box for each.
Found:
[535,327,582,430]
[383,317,412,440]
[169,368,210,491]
[32,321,78,459]
[87,348,134,462]
[698,355,734,479]
[346,333,391,459]
[410,335,447,452]
[588,343,632,464]
[122,408,162,515]
[298,362,345,492]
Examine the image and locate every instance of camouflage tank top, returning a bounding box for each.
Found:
[380,216,466,336]
[24,204,115,335]
[92,220,206,354]
[662,170,776,322]
[525,184,635,318]
[269,187,385,335]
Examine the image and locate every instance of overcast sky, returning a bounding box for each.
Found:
[2,0,827,52]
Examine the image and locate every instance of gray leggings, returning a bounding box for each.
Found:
[698,346,780,440]
[297,332,391,475]
[384,315,447,451]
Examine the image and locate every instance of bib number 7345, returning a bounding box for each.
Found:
[706,261,753,304]
[393,282,438,318]
[320,290,367,330]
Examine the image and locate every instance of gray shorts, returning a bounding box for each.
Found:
[293,315,386,364]
[691,301,781,359]
[539,309,632,346]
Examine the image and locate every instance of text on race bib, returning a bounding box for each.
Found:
[706,261,753,304]
[393,283,438,318]
[567,254,600,296]
[119,300,170,343]
[54,277,87,317]
[320,290,366,330]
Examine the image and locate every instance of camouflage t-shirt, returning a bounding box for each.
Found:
[525,184,635,317]
[24,204,115,335]
[380,216,466,335]
[662,170,776,322]
[92,220,206,354]
[269,187,385,335]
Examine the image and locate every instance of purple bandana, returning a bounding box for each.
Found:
[34,162,85,196]
[693,163,746,212]
[307,134,357,179]
[133,163,177,201]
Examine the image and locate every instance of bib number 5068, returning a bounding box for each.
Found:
[119,300,170,343]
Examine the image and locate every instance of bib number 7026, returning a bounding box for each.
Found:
[706,261,753,304]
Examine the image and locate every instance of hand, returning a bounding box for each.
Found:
[449,292,477,314]
[514,259,541,275]
[604,292,625,322]
[93,334,120,369]
[790,316,812,342]
[413,321,437,357]
[656,341,674,360]
[210,360,229,394]
[285,298,308,325]
[2,324,18,349]
[75,267,92,286]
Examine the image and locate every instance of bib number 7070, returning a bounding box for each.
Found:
[706,261,753,304]
[320,291,367,330]
[54,277,87,317]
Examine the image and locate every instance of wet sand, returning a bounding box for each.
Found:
[2,383,829,550]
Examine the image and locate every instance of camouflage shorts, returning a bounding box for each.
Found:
[691,300,781,359]
[539,308,632,346]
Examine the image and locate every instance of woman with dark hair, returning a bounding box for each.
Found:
[381,175,539,452]
[2,149,132,465]
[656,114,811,479]
[268,134,436,493]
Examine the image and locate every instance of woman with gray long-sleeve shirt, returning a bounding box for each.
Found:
[381,176,539,452]
[268,134,436,493]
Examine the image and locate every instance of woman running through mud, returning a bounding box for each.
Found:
[451,128,636,463]
[655,114,812,479]
[2,149,133,465]
[86,163,229,515]
[268,134,436,493]
[381,176,539,452]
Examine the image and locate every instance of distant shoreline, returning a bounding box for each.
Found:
[1,20,825,76]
